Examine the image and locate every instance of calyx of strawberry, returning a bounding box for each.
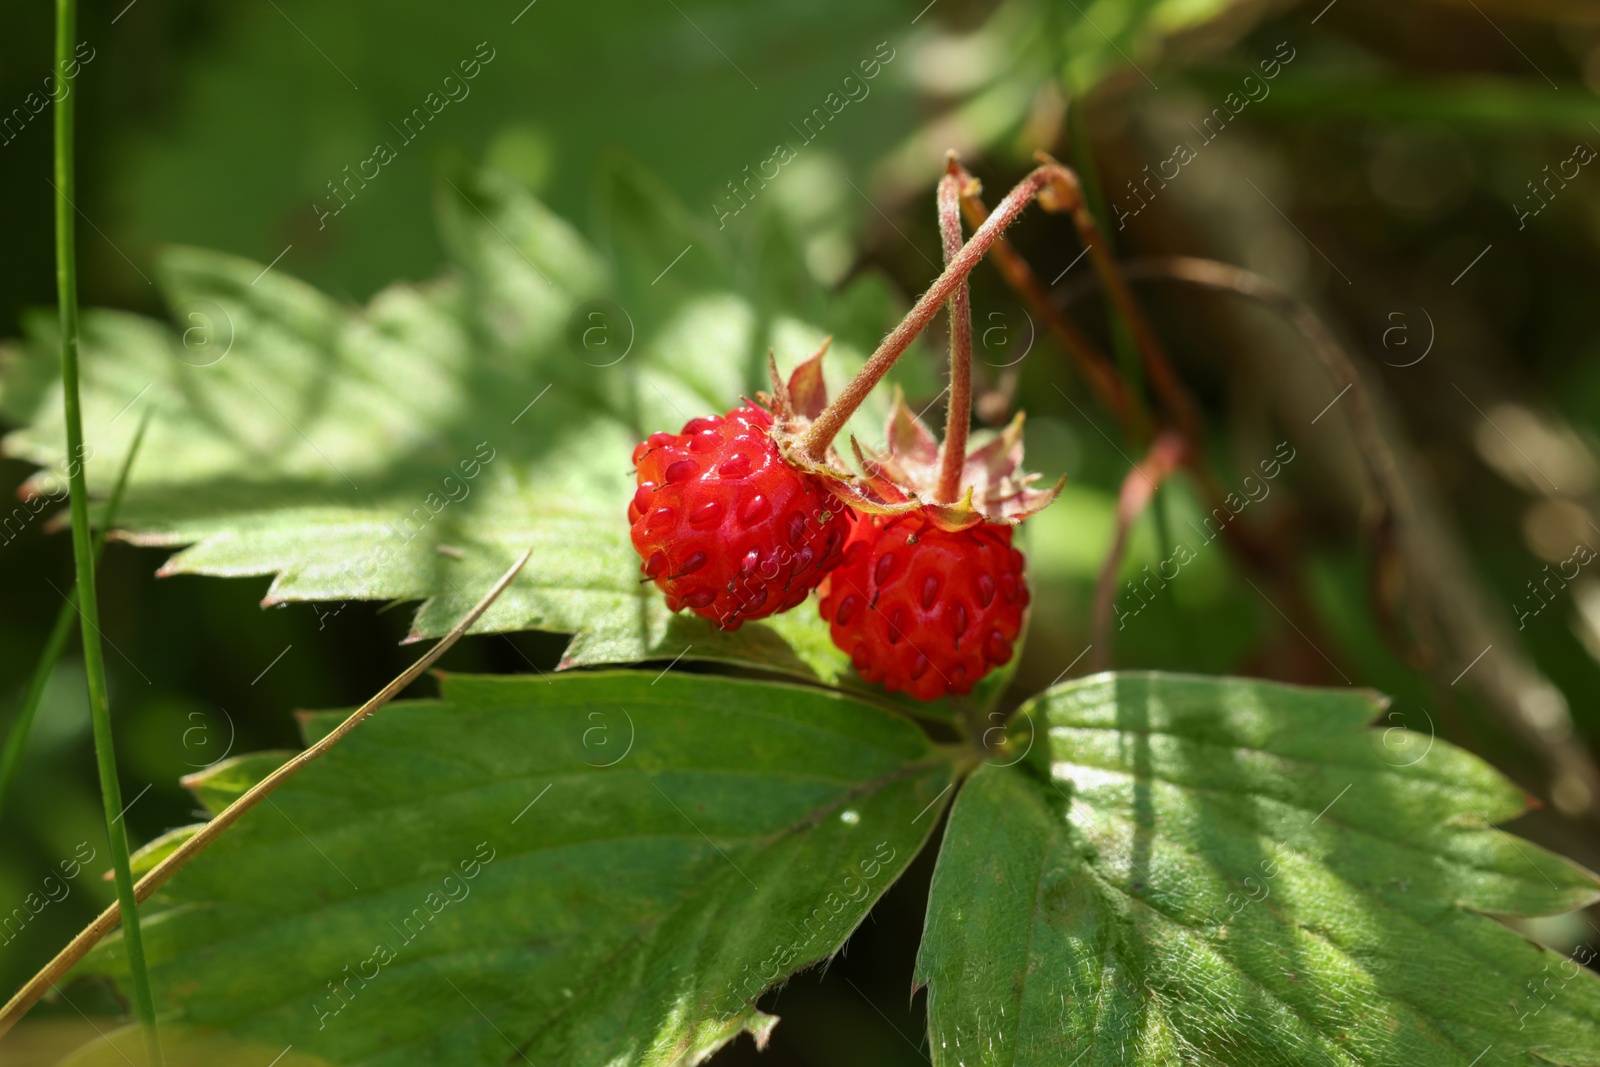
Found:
[844,390,1061,531]
[764,345,1062,533]
[765,152,1071,533]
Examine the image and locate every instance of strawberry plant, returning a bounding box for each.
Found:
[0,146,1596,1065]
[2,3,1600,1062]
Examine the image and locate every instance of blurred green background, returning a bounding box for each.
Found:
[4,0,1600,1061]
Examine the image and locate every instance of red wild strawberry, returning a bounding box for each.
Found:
[819,512,1028,701]
[630,404,852,630]
[757,159,1067,700]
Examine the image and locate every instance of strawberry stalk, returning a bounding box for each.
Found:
[797,158,1080,462]
[1035,152,1199,442]
[1091,431,1187,669]
[946,157,1143,438]
[935,156,973,505]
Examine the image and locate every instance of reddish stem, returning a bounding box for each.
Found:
[798,163,1075,461]
[1036,152,1200,441]
[948,159,1140,437]
[935,160,972,504]
[1091,431,1187,670]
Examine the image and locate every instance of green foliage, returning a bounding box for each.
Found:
[74,670,1600,1064]
[6,31,1600,1056]
[0,409,148,823]
[98,0,925,306]
[77,671,954,1065]
[0,163,926,693]
[917,673,1600,1065]
[1197,71,1600,136]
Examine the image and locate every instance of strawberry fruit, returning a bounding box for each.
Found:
[819,512,1028,701]
[630,156,1071,686]
[630,403,851,630]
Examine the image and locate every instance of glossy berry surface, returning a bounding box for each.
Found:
[630,404,851,630]
[819,514,1028,701]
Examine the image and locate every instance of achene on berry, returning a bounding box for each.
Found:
[629,402,850,631]
[820,513,1028,702]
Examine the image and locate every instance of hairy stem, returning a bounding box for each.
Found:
[52,1,165,1060]
[935,160,973,504]
[1039,151,1200,441]
[1066,105,1148,418]
[798,163,1076,461]
[0,549,533,1037]
[1091,432,1187,670]
[949,163,1140,436]
[0,411,150,824]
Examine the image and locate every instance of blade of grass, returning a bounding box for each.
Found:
[52,0,164,1061]
[0,547,533,1038]
[0,410,151,824]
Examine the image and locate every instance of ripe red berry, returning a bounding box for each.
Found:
[819,514,1028,701]
[630,404,852,630]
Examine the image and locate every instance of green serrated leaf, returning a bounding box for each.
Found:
[0,176,729,672]
[79,671,955,1066]
[181,751,296,816]
[0,155,1021,720]
[127,825,204,877]
[916,672,1600,1066]
[0,160,972,698]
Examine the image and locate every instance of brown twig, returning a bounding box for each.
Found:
[935,158,973,504]
[1119,253,1600,826]
[0,548,534,1037]
[1092,432,1188,670]
[959,198,1339,650]
[799,162,1078,461]
[947,160,1140,436]
[802,151,1202,461]
[1024,152,1201,442]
